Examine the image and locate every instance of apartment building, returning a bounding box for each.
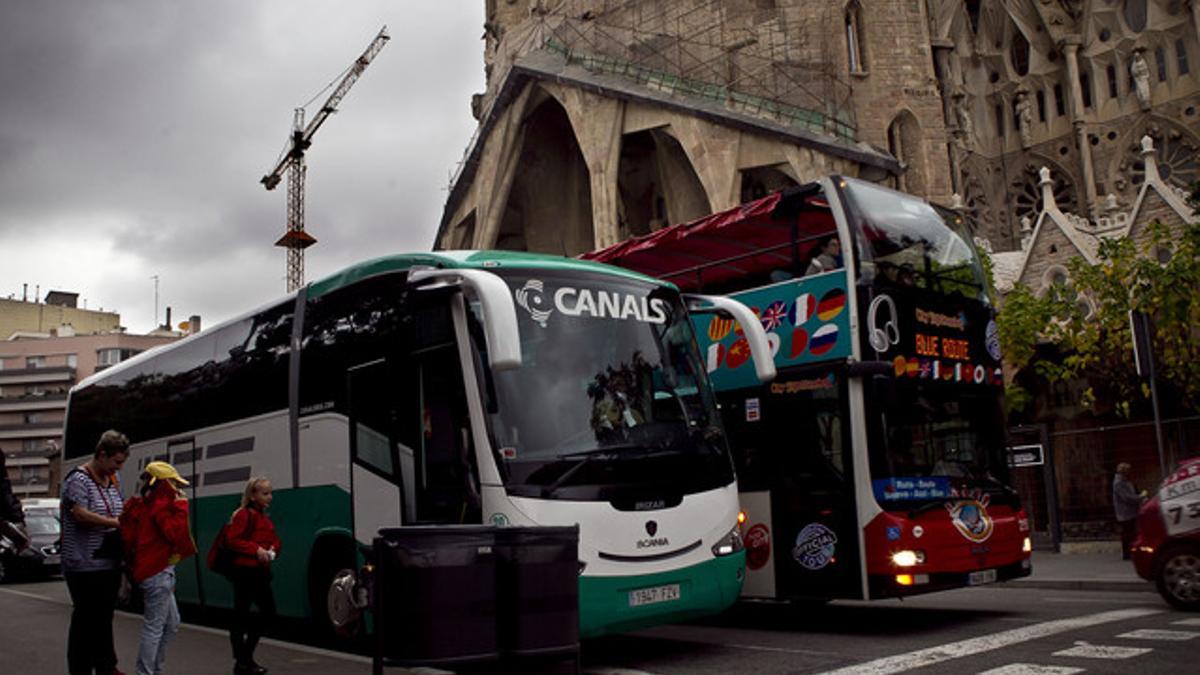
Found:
[1,295,182,497]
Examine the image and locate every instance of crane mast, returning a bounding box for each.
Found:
[262,27,390,292]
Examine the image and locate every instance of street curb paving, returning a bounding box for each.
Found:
[1003,579,1155,593]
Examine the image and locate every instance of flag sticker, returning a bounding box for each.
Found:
[706,342,725,373]
[726,337,752,370]
[809,323,839,356]
[817,288,847,322]
[789,294,815,326]
[708,315,734,341]
[790,327,809,358]
[761,300,787,331]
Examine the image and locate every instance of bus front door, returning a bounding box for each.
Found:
[347,359,405,544]
[724,368,862,601]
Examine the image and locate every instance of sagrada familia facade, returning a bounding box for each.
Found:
[436,0,1197,284]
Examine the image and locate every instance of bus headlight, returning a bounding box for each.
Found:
[712,526,745,557]
[890,550,926,567]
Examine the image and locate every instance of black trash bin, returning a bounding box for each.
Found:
[495,525,580,661]
[373,526,499,670]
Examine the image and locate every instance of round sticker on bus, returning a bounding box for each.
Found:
[792,523,838,570]
[745,523,771,570]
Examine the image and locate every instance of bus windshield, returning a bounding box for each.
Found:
[866,379,1014,506]
[840,178,989,304]
[476,271,733,501]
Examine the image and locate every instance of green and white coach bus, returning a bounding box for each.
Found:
[62,251,775,638]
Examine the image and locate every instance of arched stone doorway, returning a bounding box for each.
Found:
[616,128,710,237]
[496,95,594,255]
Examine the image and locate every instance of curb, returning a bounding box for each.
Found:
[1004,579,1155,593]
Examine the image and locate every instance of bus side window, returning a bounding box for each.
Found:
[412,343,481,525]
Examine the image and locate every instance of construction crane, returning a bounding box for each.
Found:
[262,26,390,292]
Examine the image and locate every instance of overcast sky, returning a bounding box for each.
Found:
[0,1,485,334]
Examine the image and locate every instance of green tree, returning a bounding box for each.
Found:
[996,221,1200,417]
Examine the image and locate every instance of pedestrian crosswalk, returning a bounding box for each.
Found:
[972,617,1199,674]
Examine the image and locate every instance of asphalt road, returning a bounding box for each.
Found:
[1,577,1195,674]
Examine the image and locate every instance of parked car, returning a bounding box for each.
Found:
[0,499,61,582]
[1132,457,1200,610]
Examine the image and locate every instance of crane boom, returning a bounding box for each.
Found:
[262,26,391,190]
[261,26,390,292]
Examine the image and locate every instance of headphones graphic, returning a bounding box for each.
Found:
[867,294,900,353]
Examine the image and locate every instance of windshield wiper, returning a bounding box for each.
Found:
[540,452,608,498]
[540,444,649,497]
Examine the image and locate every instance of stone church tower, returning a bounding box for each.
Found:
[435,1,1197,260]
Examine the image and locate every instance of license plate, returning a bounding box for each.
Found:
[43,554,60,566]
[968,569,997,586]
[628,583,681,607]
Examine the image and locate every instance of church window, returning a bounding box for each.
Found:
[1079,73,1093,108]
[1179,40,1191,76]
[1106,64,1119,98]
[1155,46,1167,81]
[845,1,867,74]
[1010,30,1030,76]
[1123,0,1147,33]
[995,102,1005,137]
[1053,84,1065,116]
[1036,90,1047,121]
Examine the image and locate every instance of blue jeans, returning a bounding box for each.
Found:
[137,567,180,675]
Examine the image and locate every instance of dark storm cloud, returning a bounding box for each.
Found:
[0,1,484,331]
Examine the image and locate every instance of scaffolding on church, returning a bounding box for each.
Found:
[509,0,857,141]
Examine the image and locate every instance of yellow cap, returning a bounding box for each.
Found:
[144,461,189,486]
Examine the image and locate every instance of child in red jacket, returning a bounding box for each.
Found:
[120,461,196,675]
[226,477,281,675]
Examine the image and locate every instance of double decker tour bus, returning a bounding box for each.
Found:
[62,251,776,638]
[584,177,1032,602]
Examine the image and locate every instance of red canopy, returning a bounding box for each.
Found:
[581,188,837,291]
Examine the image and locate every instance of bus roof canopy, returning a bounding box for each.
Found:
[581,182,837,291]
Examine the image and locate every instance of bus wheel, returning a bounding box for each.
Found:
[309,540,361,638]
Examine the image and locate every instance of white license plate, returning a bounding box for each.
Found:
[628,583,681,607]
[968,569,997,586]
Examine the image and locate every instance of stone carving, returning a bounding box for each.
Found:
[1015,91,1034,149]
[954,94,974,150]
[1130,50,1151,111]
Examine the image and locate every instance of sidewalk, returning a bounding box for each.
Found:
[1005,544,1155,593]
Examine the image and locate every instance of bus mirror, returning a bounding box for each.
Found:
[407,268,522,371]
[683,294,777,383]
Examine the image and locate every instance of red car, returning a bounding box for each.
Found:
[1132,456,1200,610]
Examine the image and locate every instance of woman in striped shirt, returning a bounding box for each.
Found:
[61,430,130,675]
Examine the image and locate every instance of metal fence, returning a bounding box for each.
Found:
[1010,416,1200,549]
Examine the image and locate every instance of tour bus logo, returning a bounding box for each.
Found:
[637,520,669,549]
[946,490,994,543]
[514,279,554,327]
[514,278,670,328]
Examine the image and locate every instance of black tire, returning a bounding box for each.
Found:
[308,538,359,639]
[1155,545,1200,611]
